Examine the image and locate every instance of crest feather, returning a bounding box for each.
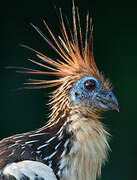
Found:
[20,1,107,89]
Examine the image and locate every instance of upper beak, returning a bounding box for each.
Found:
[97,90,119,112]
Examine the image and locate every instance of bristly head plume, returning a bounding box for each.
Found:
[20,1,111,90]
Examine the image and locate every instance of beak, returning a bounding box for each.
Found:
[96,90,119,112]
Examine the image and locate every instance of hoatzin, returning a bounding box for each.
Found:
[0,2,119,180]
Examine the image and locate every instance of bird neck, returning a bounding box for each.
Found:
[58,103,110,180]
[37,102,110,180]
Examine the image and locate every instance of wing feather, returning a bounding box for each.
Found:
[0,160,57,180]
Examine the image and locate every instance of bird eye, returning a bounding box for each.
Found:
[84,79,96,90]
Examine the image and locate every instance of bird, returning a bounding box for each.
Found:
[0,1,119,180]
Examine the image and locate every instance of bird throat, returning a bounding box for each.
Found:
[43,98,110,180]
[58,104,110,180]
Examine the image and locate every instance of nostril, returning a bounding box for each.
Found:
[75,92,79,97]
[109,94,112,98]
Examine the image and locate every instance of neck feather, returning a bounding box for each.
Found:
[59,104,110,180]
[40,91,110,180]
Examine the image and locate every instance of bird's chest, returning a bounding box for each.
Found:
[59,141,97,180]
[59,119,109,180]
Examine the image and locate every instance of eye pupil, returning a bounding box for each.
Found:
[84,80,96,90]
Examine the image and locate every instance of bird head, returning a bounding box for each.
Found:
[20,1,119,124]
[70,76,119,111]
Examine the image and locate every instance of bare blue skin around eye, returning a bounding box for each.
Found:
[70,76,101,103]
[70,76,119,111]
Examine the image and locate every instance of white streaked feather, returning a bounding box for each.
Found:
[7,151,15,158]
[55,142,61,150]
[13,135,24,139]
[58,130,63,139]
[25,140,39,145]
[37,143,48,150]
[15,140,23,143]
[8,144,17,148]
[20,150,25,156]
[46,136,56,143]
[3,160,57,180]
[64,140,69,148]
[43,151,56,160]
[29,133,46,137]
[48,160,52,168]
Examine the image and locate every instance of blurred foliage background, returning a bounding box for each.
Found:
[0,1,137,180]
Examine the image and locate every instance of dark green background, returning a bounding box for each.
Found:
[0,1,136,180]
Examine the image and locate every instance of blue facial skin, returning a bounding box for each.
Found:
[70,76,119,111]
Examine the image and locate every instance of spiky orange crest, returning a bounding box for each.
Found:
[21,2,111,89]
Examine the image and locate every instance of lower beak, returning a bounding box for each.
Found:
[97,90,119,112]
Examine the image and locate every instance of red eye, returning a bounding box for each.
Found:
[84,80,96,90]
